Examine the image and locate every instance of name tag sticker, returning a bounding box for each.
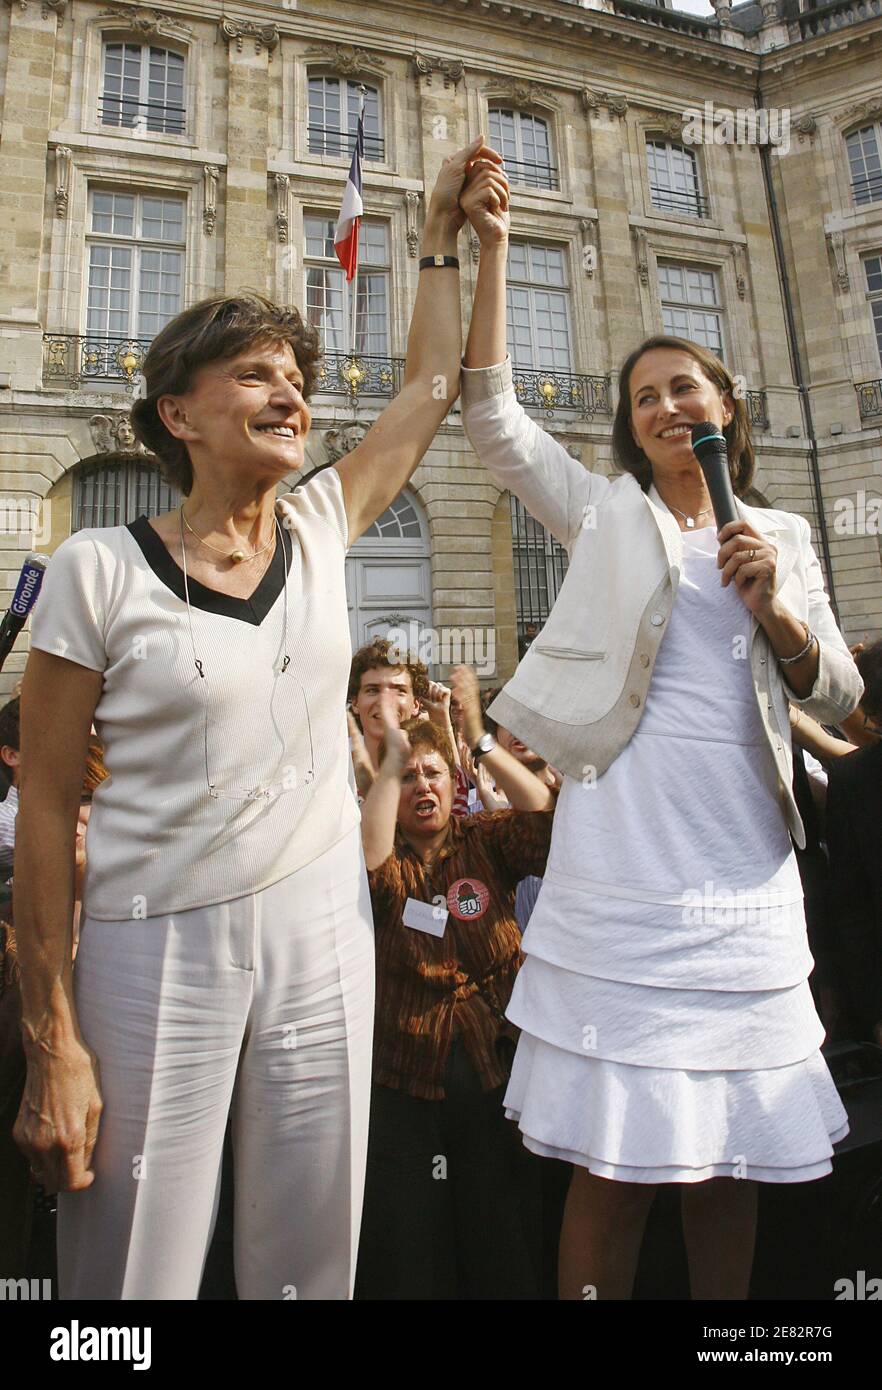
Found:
[403,896,448,937]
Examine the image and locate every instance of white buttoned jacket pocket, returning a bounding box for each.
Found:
[533,645,606,661]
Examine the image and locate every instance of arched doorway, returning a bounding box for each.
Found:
[344,488,432,654]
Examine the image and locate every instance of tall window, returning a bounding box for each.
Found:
[99,41,186,134]
[658,263,723,357]
[488,108,558,191]
[646,139,706,218]
[507,241,572,371]
[74,459,179,529]
[304,217,389,355]
[86,190,185,340]
[865,255,882,367]
[307,77,383,160]
[510,494,569,637]
[846,126,882,207]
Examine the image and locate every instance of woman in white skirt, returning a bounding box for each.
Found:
[458,166,863,1299]
[13,138,508,1300]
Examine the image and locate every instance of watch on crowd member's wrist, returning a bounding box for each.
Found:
[470,732,496,763]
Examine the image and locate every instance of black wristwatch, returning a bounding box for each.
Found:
[470,732,497,763]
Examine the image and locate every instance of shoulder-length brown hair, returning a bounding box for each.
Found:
[611,336,755,498]
[130,292,322,495]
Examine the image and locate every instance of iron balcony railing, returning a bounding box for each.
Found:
[500,157,560,192]
[649,184,710,219]
[315,351,404,400]
[512,367,612,419]
[851,171,882,206]
[746,390,769,431]
[856,379,882,420]
[307,125,384,161]
[43,333,148,387]
[98,95,186,135]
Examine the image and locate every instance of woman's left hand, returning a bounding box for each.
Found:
[425,136,504,235]
[716,519,778,618]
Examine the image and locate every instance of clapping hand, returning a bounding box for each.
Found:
[376,688,411,776]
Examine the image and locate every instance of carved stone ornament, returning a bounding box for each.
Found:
[323,422,367,463]
[404,191,421,258]
[412,52,464,88]
[54,146,72,218]
[845,99,882,127]
[731,244,746,300]
[487,76,556,110]
[305,43,386,79]
[710,0,733,27]
[794,114,817,144]
[825,232,849,293]
[633,228,649,287]
[759,0,779,21]
[648,112,686,144]
[203,164,219,236]
[582,90,629,120]
[274,174,290,245]
[4,0,68,16]
[89,413,147,456]
[580,217,598,279]
[220,17,279,60]
[98,6,192,38]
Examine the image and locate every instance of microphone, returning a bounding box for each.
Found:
[690,422,739,531]
[0,553,50,674]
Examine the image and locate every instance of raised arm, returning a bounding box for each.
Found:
[459,165,600,548]
[359,691,410,871]
[13,649,104,1192]
[451,665,553,812]
[335,137,508,544]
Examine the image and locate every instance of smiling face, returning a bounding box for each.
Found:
[397,745,454,841]
[352,667,420,748]
[158,340,312,485]
[628,347,733,485]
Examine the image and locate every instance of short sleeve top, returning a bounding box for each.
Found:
[30,467,360,920]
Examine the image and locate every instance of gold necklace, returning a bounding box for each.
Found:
[180,505,277,565]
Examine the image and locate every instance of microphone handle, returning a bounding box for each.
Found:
[697,452,739,531]
[0,610,26,676]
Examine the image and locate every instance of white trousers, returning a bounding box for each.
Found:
[57,825,375,1300]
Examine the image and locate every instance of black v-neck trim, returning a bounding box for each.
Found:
[126,512,293,625]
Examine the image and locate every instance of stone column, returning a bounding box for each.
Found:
[0,0,63,389]
[220,20,277,296]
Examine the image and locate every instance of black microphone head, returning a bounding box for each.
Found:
[690,421,727,459]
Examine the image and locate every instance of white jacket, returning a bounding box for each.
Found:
[461,358,863,850]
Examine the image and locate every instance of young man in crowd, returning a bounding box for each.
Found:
[347,636,464,806]
[355,669,556,1299]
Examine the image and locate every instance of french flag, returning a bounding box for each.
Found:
[334,111,364,282]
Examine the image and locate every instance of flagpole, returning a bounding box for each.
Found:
[349,85,367,361]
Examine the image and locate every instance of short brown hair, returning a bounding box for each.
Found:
[347,637,430,705]
[856,639,882,720]
[130,292,322,495]
[378,717,456,779]
[612,336,755,498]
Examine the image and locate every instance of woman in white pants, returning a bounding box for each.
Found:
[13,138,508,1300]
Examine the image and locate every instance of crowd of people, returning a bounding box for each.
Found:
[0,137,878,1301]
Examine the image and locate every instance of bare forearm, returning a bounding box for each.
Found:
[790,708,857,766]
[464,241,508,369]
[360,767,403,870]
[478,746,553,811]
[14,810,80,1047]
[403,215,461,392]
[760,599,820,700]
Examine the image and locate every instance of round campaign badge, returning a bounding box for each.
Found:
[446,878,490,921]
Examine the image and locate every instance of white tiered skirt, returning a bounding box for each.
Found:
[503,957,849,1184]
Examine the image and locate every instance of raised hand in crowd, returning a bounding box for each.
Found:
[360,690,412,872]
[420,679,460,768]
[450,665,553,813]
[347,710,376,800]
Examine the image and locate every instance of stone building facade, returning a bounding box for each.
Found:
[1,0,881,694]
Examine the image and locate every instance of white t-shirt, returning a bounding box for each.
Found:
[30,467,360,920]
